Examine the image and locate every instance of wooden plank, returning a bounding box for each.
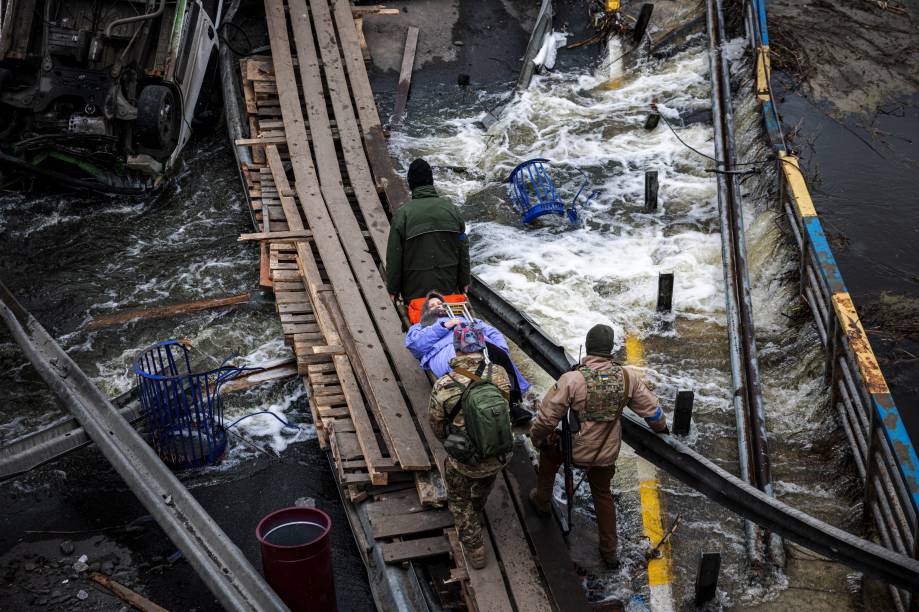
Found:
[464,536,514,612]
[329,0,410,210]
[351,6,401,16]
[391,26,419,127]
[354,16,370,62]
[275,291,310,303]
[259,242,273,289]
[308,0,393,264]
[330,430,363,460]
[485,478,553,611]
[312,0,447,495]
[381,536,451,564]
[222,364,299,393]
[365,494,425,523]
[334,353,388,485]
[504,446,591,611]
[265,145,305,231]
[327,0,382,131]
[276,302,313,314]
[275,0,429,470]
[235,136,288,146]
[282,322,321,335]
[85,293,251,331]
[446,529,477,611]
[239,229,313,241]
[314,393,347,406]
[372,510,454,539]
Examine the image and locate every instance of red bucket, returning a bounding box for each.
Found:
[256,507,336,612]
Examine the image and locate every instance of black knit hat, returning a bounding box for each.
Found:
[407,158,433,190]
[585,324,615,358]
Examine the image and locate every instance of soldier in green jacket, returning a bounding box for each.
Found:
[386,159,471,303]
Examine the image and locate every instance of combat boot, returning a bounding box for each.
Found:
[600,549,620,570]
[466,545,487,569]
[528,488,551,517]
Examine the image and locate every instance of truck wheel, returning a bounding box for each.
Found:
[135,84,179,150]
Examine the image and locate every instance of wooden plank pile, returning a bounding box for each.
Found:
[232,1,557,609]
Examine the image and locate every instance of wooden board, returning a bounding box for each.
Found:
[274,0,429,470]
[463,533,514,612]
[485,477,553,611]
[300,0,447,487]
[381,536,451,564]
[328,0,410,209]
[334,353,388,485]
[504,446,591,611]
[307,0,393,264]
[391,26,419,126]
[265,146,305,231]
[371,510,454,539]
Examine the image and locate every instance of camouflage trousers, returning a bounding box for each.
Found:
[444,461,498,551]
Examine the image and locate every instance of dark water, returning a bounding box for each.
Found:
[768,0,919,439]
[263,521,327,547]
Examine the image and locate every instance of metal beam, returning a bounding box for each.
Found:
[0,282,288,612]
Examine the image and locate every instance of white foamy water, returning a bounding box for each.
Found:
[391,22,853,607]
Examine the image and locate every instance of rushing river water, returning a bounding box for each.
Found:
[0,1,892,609]
[0,134,312,467]
[388,6,869,608]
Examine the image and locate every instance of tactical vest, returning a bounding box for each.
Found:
[578,365,628,422]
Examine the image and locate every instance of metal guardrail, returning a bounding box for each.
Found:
[744,1,919,609]
[0,282,288,612]
[705,0,782,567]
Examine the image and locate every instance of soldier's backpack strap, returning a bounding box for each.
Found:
[452,366,510,401]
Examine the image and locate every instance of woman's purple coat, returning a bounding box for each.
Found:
[405,318,530,394]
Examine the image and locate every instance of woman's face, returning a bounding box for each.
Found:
[428,298,443,310]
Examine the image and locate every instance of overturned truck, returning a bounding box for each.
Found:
[0,0,221,193]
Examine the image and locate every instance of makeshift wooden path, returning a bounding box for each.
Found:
[235,1,557,609]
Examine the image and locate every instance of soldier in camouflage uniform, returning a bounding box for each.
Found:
[529,324,669,568]
[429,323,512,570]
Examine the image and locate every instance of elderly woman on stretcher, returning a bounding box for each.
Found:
[405,291,534,426]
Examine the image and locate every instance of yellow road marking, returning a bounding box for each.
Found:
[626,334,674,591]
[640,478,673,587]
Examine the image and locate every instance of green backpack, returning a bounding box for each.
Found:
[443,363,514,465]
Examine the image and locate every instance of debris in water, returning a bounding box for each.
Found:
[77,589,89,600]
[60,541,74,555]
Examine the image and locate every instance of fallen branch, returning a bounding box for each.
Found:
[85,293,253,331]
[90,573,169,612]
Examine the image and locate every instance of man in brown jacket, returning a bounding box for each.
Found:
[528,324,669,568]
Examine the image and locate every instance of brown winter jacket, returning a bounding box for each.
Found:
[529,355,667,467]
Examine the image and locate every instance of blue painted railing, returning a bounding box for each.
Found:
[744,1,918,606]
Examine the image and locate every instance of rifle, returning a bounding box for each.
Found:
[560,406,580,535]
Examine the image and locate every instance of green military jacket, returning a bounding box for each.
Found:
[385,185,471,302]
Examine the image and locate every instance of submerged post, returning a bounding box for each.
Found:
[673,390,694,436]
[695,552,721,604]
[656,272,673,313]
[645,170,659,212]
